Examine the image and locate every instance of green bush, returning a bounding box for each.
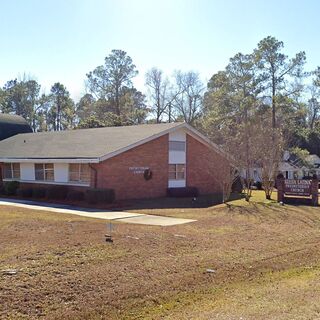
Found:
[85,188,115,204]
[16,188,33,198]
[46,186,68,200]
[66,190,85,201]
[32,188,47,198]
[4,181,20,196]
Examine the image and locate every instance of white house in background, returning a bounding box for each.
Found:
[278,161,302,179]
[243,151,320,183]
[243,162,302,183]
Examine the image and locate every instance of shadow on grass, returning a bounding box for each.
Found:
[227,193,246,202]
[118,194,227,211]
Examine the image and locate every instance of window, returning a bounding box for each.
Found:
[69,164,90,183]
[3,163,20,179]
[169,164,185,180]
[169,141,186,151]
[35,163,54,181]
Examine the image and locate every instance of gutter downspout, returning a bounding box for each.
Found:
[89,164,98,188]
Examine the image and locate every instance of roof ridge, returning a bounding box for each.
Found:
[21,122,184,136]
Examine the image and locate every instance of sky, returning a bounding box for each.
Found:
[1,0,320,101]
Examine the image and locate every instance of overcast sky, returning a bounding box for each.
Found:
[1,0,319,101]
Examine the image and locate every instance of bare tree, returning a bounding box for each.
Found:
[145,68,170,123]
[216,162,239,203]
[255,117,284,199]
[172,71,204,124]
[207,150,239,203]
[224,125,256,201]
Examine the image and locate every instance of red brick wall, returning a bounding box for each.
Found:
[92,134,169,200]
[186,134,228,195]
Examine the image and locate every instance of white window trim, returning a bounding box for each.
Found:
[68,164,90,184]
[169,164,186,181]
[3,163,20,180]
[35,163,55,182]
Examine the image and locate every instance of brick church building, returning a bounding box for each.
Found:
[0,122,229,200]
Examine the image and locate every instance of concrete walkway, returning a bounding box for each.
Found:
[0,198,196,226]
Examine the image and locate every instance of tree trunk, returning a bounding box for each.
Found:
[115,86,120,116]
[32,114,36,132]
[272,75,276,129]
[156,90,161,123]
[168,102,172,123]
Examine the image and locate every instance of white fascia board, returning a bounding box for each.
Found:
[0,158,99,164]
[98,123,186,162]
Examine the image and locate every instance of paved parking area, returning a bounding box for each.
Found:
[0,198,196,226]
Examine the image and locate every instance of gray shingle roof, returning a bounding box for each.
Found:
[0,122,183,161]
[0,113,32,141]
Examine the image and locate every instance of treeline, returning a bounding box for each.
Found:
[201,36,320,159]
[0,49,204,131]
[1,39,320,158]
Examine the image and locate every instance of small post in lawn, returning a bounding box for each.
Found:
[105,220,114,243]
[311,175,319,206]
[276,174,285,203]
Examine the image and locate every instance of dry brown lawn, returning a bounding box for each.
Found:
[0,191,320,319]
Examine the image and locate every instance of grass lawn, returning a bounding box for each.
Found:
[1,190,320,319]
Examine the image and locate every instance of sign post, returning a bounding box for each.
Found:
[311,176,319,206]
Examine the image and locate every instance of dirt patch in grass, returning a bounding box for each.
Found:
[1,193,320,319]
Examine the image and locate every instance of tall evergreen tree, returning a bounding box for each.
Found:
[86,49,141,123]
[47,83,75,131]
[254,36,306,129]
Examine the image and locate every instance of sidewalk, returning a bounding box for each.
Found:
[0,198,196,226]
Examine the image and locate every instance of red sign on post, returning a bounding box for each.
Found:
[284,179,312,197]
